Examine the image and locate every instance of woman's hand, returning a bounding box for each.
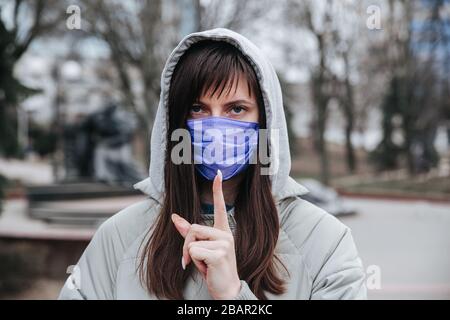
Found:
[171,170,242,300]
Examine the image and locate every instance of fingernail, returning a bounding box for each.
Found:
[181,256,186,270]
[217,169,222,180]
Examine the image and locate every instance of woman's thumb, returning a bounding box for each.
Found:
[171,213,191,238]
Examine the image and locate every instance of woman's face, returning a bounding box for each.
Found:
[188,74,259,123]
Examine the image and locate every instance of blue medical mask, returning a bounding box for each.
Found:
[186,116,259,181]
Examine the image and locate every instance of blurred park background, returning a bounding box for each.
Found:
[0,0,449,299]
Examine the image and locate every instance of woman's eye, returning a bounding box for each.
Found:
[191,105,203,113]
[230,105,245,114]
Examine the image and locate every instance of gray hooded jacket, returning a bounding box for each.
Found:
[58,28,367,300]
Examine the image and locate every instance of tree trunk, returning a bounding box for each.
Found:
[312,34,330,185]
[311,72,330,185]
[317,102,329,185]
[342,53,357,173]
[344,114,356,173]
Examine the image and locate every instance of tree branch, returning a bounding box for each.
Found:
[12,0,23,35]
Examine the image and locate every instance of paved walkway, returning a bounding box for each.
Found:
[341,197,450,299]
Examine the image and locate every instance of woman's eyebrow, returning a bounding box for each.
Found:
[224,99,256,107]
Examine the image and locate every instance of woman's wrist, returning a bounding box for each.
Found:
[215,278,242,299]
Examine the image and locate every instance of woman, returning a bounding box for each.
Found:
[58,28,366,300]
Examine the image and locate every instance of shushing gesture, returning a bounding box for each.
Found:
[171,169,241,300]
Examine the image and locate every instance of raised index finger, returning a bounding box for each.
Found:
[213,169,230,232]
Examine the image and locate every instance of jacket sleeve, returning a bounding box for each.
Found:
[58,217,122,300]
[232,228,367,300]
[232,280,258,300]
[310,227,367,300]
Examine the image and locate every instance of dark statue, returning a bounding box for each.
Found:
[63,102,144,187]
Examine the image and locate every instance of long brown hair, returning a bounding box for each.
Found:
[138,40,287,299]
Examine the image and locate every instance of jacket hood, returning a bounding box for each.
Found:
[134,28,308,203]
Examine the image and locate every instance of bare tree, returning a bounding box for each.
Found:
[330,1,370,174]
[369,0,449,174]
[198,0,268,31]
[338,48,357,173]
[0,0,68,156]
[77,0,182,162]
[286,0,339,184]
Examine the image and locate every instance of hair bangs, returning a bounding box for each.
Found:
[176,40,257,104]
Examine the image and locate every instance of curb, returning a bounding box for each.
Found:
[337,189,450,204]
